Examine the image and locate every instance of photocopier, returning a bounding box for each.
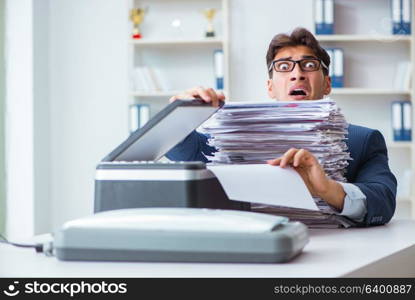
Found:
[94,99,250,212]
[53,99,309,263]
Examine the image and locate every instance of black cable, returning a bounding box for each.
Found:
[0,233,43,252]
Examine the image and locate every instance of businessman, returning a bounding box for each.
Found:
[167,27,397,227]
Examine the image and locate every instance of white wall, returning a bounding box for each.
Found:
[33,0,51,235]
[5,0,35,238]
[0,0,6,234]
[48,0,130,231]
[5,0,129,235]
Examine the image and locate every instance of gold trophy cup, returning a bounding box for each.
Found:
[203,8,216,38]
[130,8,147,39]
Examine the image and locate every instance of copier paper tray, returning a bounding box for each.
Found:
[54,208,309,263]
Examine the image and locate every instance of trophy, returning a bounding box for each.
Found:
[203,8,217,38]
[130,8,147,39]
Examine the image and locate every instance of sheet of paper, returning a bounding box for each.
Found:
[207,164,319,210]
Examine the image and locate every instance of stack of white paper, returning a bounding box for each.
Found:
[202,99,351,182]
[201,99,355,228]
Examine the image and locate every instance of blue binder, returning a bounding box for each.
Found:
[392,0,412,35]
[392,101,404,141]
[315,0,334,34]
[331,48,344,88]
[315,0,325,34]
[324,0,334,34]
[402,101,412,141]
[326,48,334,79]
[129,103,150,132]
[392,0,402,34]
[402,0,412,34]
[214,49,224,90]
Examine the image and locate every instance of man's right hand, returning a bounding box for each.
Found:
[169,87,225,107]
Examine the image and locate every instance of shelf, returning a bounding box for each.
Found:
[130,38,224,46]
[397,196,412,202]
[134,88,410,97]
[387,142,412,149]
[131,90,227,97]
[317,34,412,42]
[331,88,411,95]
[133,89,412,100]
[131,90,181,97]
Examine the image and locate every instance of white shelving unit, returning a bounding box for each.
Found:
[387,141,412,149]
[317,34,411,42]
[125,0,414,219]
[129,0,229,117]
[130,38,224,46]
[330,88,411,95]
[315,0,415,218]
[131,89,225,97]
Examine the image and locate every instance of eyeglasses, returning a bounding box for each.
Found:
[269,58,328,73]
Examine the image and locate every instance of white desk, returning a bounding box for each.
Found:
[1,219,414,278]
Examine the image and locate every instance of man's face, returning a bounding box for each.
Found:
[267,45,331,101]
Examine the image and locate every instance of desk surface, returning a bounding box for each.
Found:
[1,219,415,278]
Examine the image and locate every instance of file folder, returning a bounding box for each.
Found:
[326,48,334,78]
[315,0,325,34]
[392,0,412,34]
[402,101,412,141]
[392,0,402,34]
[129,103,150,132]
[392,101,403,141]
[214,49,224,90]
[332,48,344,88]
[315,0,334,34]
[402,0,412,34]
[324,0,334,34]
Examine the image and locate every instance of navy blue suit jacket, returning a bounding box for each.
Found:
[166,124,397,226]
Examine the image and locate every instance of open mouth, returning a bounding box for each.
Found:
[289,89,307,96]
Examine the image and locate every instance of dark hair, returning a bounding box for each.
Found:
[266,27,330,78]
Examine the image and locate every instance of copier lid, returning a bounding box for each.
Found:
[102,99,221,162]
